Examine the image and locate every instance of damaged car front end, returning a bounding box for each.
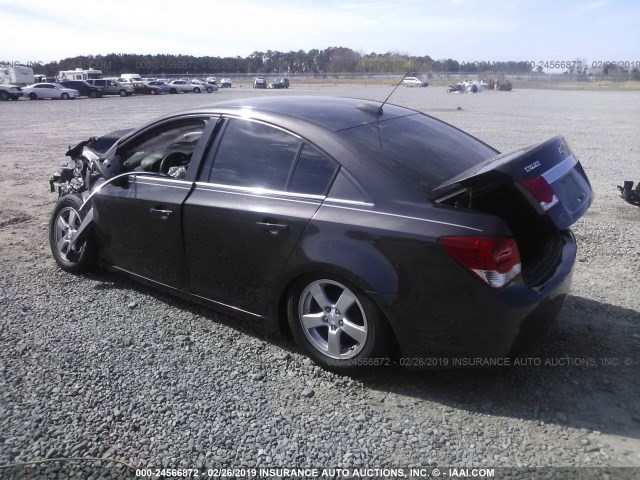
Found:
[49,129,132,270]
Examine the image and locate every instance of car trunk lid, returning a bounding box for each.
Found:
[435,135,592,230]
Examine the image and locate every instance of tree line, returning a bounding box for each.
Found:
[38,47,639,78]
[40,48,540,76]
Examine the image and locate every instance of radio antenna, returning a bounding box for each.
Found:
[377,70,411,115]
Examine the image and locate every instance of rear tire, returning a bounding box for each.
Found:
[89,91,97,98]
[287,275,391,371]
[170,88,177,94]
[193,87,201,93]
[49,195,97,274]
[149,89,157,95]
[119,89,127,97]
[0,91,9,101]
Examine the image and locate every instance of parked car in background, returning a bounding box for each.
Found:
[48,96,592,370]
[206,77,218,85]
[87,79,134,97]
[402,76,428,87]
[23,83,79,100]
[132,82,163,95]
[167,80,215,94]
[269,78,290,89]
[0,84,23,101]
[191,80,217,92]
[146,81,170,94]
[59,80,103,98]
[220,78,232,88]
[120,74,143,84]
[253,77,267,88]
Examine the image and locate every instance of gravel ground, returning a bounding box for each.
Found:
[1,86,639,479]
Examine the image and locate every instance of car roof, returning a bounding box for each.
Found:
[191,96,417,132]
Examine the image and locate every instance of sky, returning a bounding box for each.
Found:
[1,0,638,67]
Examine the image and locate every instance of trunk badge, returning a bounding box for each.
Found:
[524,160,541,173]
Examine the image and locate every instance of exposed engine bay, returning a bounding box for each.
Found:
[49,129,131,198]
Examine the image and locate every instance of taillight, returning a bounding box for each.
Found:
[519,177,559,211]
[439,236,522,288]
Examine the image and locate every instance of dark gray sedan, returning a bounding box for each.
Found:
[48,97,592,370]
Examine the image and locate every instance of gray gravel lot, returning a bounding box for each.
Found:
[1,86,639,478]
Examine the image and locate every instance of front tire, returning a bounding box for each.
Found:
[287,276,390,370]
[0,91,9,101]
[49,195,96,273]
[61,92,69,100]
[89,91,97,98]
[29,93,38,100]
[119,89,128,97]
[193,87,201,93]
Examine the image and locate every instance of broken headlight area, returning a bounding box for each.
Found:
[50,138,106,197]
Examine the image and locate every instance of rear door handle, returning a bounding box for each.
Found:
[256,220,289,236]
[150,207,173,220]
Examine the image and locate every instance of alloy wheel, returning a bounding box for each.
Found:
[298,279,368,360]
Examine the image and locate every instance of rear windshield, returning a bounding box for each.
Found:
[338,113,497,198]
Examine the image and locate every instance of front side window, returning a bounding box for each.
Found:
[119,118,208,176]
[208,119,301,191]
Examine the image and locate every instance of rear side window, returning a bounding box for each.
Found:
[288,144,338,195]
[338,114,497,198]
[209,119,301,190]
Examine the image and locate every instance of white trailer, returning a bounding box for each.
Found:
[0,65,35,86]
[58,68,102,81]
[0,65,33,100]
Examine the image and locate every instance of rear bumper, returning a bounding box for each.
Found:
[370,231,576,365]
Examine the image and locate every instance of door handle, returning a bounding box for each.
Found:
[256,220,288,236]
[150,207,173,220]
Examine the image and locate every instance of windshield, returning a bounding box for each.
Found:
[338,113,497,198]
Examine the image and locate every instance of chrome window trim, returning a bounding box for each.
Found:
[135,180,191,190]
[131,175,192,187]
[194,181,324,205]
[324,197,375,207]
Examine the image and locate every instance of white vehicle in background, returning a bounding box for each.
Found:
[1,65,34,85]
[0,65,34,100]
[167,80,216,94]
[119,73,143,84]
[402,76,428,87]
[34,74,56,83]
[0,84,23,100]
[206,76,217,85]
[194,79,217,92]
[22,83,80,100]
[58,68,102,81]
